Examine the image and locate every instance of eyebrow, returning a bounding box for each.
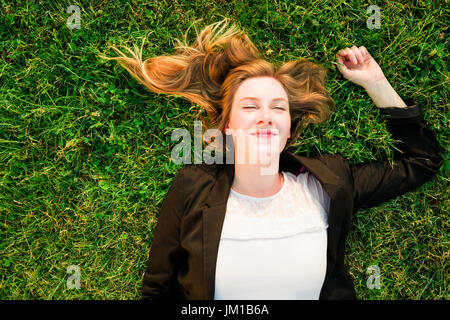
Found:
[239,97,288,103]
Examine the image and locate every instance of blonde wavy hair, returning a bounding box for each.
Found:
[100,19,335,153]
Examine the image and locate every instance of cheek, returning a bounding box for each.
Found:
[282,116,291,137]
[230,113,253,130]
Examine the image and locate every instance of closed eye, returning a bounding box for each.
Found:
[243,105,286,110]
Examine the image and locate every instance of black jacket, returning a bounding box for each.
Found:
[142,101,443,300]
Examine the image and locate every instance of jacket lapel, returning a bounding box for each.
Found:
[202,160,234,299]
[202,150,342,299]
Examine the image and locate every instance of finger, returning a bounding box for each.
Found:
[336,54,349,74]
[337,47,348,55]
[350,46,364,64]
[337,48,351,59]
[344,47,357,65]
[359,46,371,60]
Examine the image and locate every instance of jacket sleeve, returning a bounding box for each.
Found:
[141,168,185,300]
[347,99,443,212]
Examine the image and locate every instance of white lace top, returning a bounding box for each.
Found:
[214,170,330,300]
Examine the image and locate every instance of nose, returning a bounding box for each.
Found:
[257,107,272,125]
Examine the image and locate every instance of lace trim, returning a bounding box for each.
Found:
[220,171,329,240]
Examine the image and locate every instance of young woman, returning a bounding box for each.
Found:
[103,19,442,300]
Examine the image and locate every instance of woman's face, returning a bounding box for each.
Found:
[225,76,291,165]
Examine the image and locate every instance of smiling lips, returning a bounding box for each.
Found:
[250,129,279,138]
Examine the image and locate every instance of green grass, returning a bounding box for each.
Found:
[0,0,448,299]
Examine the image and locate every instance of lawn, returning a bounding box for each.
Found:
[0,0,448,299]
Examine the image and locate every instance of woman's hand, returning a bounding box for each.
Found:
[336,46,386,89]
[336,46,407,108]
